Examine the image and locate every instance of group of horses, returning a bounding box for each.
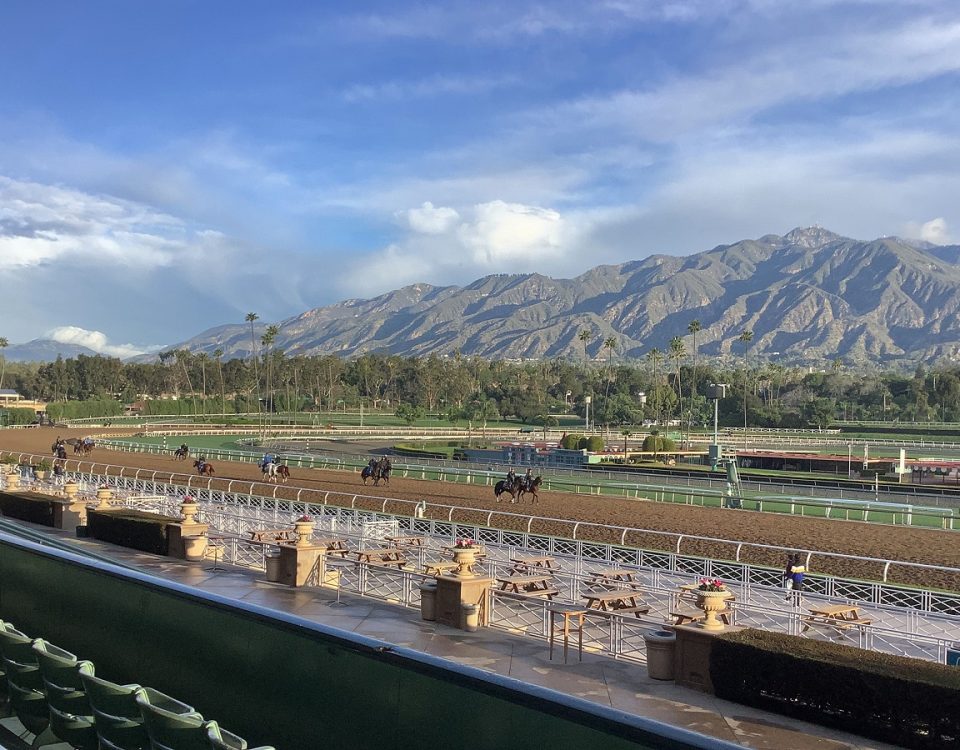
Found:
[51,438,94,457]
[494,475,543,503]
[361,457,392,486]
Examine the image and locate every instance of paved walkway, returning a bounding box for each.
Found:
[18,528,896,750]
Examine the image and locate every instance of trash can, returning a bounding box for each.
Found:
[948,644,960,667]
[461,603,481,632]
[264,549,282,582]
[643,629,676,680]
[420,581,437,621]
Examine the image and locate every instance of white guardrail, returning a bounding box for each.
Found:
[93,439,960,528]
[3,470,956,667]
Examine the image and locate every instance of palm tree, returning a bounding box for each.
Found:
[647,348,663,424]
[0,337,7,391]
[738,329,754,430]
[687,319,701,403]
[669,335,686,436]
[261,324,279,416]
[602,336,617,424]
[245,312,261,421]
[197,353,209,416]
[578,329,593,369]
[213,347,225,415]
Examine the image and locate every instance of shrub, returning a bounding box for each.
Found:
[642,435,676,452]
[711,629,960,749]
[584,436,605,452]
[560,433,583,450]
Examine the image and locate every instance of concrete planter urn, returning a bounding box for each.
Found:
[448,545,485,578]
[63,481,79,500]
[695,590,734,631]
[183,535,208,561]
[5,472,20,490]
[35,471,48,481]
[96,487,113,508]
[294,519,316,546]
[180,500,200,526]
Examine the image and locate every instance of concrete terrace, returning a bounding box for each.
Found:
[3,521,902,750]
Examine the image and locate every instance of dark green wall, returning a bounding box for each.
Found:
[0,535,730,750]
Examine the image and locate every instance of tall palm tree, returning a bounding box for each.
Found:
[213,347,225,415]
[197,352,209,416]
[261,324,279,415]
[0,337,7,391]
[603,336,617,422]
[578,329,593,369]
[669,335,686,433]
[646,348,663,424]
[687,319,701,404]
[245,312,261,420]
[738,329,754,430]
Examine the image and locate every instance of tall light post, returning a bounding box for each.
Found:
[707,383,729,464]
[584,396,592,431]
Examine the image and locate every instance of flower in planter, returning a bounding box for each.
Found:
[453,538,480,549]
[98,484,111,490]
[296,514,313,523]
[697,578,727,592]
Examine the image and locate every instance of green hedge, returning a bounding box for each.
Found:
[0,491,60,526]
[711,629,960,749]
[87,509,173,555]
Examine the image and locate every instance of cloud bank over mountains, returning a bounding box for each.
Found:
[0,1,958,347]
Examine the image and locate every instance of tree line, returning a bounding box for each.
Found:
[2,341,960,428]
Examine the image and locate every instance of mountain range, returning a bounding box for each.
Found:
[163,227,957,366]
[7,227,960,365]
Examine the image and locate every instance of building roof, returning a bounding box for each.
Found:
[0,389,21,396]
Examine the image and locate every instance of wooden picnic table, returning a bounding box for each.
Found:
[587,568,640,584]
[802,604,873,633]
[247,528,296,543]
[581,588,650,617]
[352,548,407,568]
[424,560,460,576]
[385,535,425,547]
[509,554,558,573]
[496,574,558,599]
[314,538,351,557]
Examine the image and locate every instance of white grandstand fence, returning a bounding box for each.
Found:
[5,450,958,617]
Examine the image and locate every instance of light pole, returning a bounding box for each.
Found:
[847,443,852,477]
[707,383,729,464]
[584,396,592,431]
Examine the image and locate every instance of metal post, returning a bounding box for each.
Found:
[713,398,719,446]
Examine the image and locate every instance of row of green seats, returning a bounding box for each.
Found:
[0,619,275,750]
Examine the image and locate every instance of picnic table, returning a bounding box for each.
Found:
[496,574,559,599]
[247,528,296,543]
[587,568,641,585]
[508,554,558,573]
[314,538,351,557]
[424,560,460,576]
[385,535,425,547]
[581,588,650,617]
[352,548,407,568]
[802,604,873,634]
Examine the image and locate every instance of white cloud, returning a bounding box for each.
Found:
[457,200,564,264]
[45,326,161,359]
[904,217,952,244]
[403,202,461,234]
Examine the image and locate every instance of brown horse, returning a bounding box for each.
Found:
[193,459,215,477]
[517,475,543,503]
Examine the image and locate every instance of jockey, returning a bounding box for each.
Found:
[197,456,207,471]
[506,468,516,490]
[261,453,275,468]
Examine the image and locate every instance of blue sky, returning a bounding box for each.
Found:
[1,0,959,356]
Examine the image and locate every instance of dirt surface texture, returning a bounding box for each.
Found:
[3,427,958,592]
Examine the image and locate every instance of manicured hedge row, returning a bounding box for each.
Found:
[87,509,173,555]
[710,629,960,749]
[0,491,59,526]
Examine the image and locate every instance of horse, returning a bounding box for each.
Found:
[494,480,518,503]
[378,459,392,487]
[275,464,290,484]
[260,461,278,481]
[174,446,189,460]
[361,465,374,484]
[517,475,543,503]
[193,459,215,477]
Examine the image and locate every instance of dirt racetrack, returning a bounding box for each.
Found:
[3,428,959,592]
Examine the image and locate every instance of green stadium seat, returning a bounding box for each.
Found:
[205,722,248,749]
[135,686,210,750]
[78,663,150,750]
[0,626,58,748]
[31,639,99,750]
